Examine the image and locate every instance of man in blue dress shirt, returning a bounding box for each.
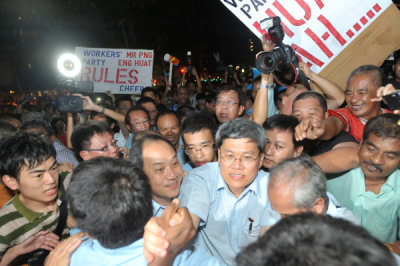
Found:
[178,118,278,265]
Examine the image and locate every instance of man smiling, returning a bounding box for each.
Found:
[179,118,278,265]
[327,114,400,243]
[130,134,184,217]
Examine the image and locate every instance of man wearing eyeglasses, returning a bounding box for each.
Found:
[124,106,151,149]
[215,85,246,124]
[71,120,120,161]
[181,113,217,171]
[177,118,277,265]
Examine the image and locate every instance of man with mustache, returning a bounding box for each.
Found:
[327,114,400,243]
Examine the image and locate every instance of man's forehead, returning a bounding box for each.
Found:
[22,156,56,171]
[218,90,239,99]
[143,141,176,162]
[364,133,400,147]
[130,110,147,118]
[184,130,213,144]
[91,132,112,142]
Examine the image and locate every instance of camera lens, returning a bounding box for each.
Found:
[69,98,77,106]
[256,51,276,74]
[263,55,275,69]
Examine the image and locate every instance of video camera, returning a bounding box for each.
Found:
[255,16,310,89]
[55,53,94,113]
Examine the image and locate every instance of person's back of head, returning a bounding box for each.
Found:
[236,213,396,266]
[20,111,43,123]
[0,133,56,181]
[176,105,195,122]
[269,155,328,210]
[0,114,21,129]
[71,120,113,160]
[20,119,54,137]
[67,157,152,249]
[0,121,17,140]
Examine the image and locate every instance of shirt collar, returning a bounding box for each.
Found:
[152,200,166,217]
[216,164,260,197]
[12,190,62,221]
[356,167,397,197]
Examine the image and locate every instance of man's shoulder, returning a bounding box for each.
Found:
[328,168,361,185]
[70,238,147,265]
[0,196,19,218]
[187,162,220,180]
[328,107,355,118]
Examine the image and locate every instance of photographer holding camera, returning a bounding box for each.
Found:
[252,17,345,125]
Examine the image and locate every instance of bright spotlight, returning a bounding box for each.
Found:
[57,53,81,78]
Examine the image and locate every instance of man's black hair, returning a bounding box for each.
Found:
[136,96,156,106]
[124,106,150,127]
[67,157,152,249]
[236,213,396,266]
[181,113,217,140]
[292,91,328,113]
[205,92,216,104]
[141,87,156,98]
[155,109,180,128]
[0,121,17,140]
[90,104,117,127]
[0,133,56,181]
[216,85,245,107]
[362,113,400,142]
[71,120,113,160]
[263,114,302,148]
[114,95,132,109]
[20,119,54,136]
[176,105,195,122]
[130,134,175,170]
[50,117,66,136]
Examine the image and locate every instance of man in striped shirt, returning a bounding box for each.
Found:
[0,133,69,265]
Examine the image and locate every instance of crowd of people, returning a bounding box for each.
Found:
[0,48,399,266]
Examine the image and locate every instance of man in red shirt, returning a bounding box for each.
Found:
[295,65,393,143]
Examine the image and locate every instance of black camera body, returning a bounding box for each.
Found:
[56,78,93,113]
[56,96,83,113]
[256,16,298,75]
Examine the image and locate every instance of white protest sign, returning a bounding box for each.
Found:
[220,0,393,73]
[74,47,153,94]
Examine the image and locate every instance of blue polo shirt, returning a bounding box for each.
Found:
[179,162,279,265]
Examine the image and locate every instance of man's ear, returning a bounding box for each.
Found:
[281,95,289,106]
[294,145,304,157]
[238,105,245,116]
[126,123,132,133]
[80,151,90,161]
[2,175,19,191]
[311,197,325,215]
[258,152,265,169]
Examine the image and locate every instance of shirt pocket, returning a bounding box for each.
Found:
[239,220,261,249]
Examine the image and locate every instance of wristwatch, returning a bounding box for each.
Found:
[259,83,274,89]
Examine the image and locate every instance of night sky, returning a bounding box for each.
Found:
[0,0,262,91]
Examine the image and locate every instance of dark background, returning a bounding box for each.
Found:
[0,0,260,91]
[0,0,399,91]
